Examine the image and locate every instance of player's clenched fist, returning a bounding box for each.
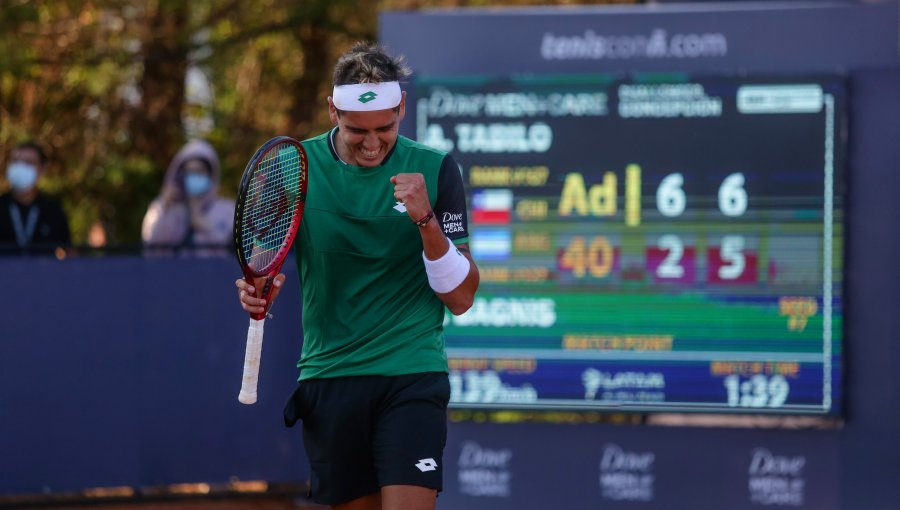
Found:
[389,173,431,222]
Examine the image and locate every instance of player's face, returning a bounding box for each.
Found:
[329,93,406,168]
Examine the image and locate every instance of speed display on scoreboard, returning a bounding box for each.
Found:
[415,74,845,414]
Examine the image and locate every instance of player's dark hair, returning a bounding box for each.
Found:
[15,140,47,165]
[332,43,410,116]
[333,42,411,87]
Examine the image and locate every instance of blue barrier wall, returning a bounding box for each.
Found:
[442,421,841,510]
[0,257,308,492]
[0,255,852,508]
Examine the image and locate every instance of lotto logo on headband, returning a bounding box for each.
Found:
[333,81,402,111]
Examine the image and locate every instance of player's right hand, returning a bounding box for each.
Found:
[235,274,286,315]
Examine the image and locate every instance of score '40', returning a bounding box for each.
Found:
[658,172,747,217]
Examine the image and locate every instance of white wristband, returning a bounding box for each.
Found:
[423,236,471,294]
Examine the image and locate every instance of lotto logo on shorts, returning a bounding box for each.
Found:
[415,458,438,472]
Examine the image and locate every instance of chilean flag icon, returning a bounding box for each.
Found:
[472,189,513,224]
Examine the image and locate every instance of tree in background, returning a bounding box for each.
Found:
[0,0,635,247]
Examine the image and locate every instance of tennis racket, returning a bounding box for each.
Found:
[234,136,308,405]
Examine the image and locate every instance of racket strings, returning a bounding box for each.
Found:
[241,142,304,272]
[244,146,299,256]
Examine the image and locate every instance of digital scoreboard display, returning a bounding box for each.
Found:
[415,74,845,414]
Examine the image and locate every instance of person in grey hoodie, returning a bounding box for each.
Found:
[141,139,234,255]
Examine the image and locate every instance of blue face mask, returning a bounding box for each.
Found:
[184,173,211,197]
[6,162,37,192]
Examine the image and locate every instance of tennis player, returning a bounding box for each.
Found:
[235,42,479,510]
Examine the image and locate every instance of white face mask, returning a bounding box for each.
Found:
[184,173,211,197]
[6,162,37,192]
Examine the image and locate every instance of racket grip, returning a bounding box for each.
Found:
[238,318,266,405]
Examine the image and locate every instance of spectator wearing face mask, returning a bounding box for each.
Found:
[0,141,71,254]
[141,139,234,255]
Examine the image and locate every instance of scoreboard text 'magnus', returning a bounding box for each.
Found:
[416,74,845,414]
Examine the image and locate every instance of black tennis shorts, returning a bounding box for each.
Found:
[283,371,451,506]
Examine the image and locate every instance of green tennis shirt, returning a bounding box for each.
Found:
[294,129,469,380]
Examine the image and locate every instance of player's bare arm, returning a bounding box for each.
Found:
[391,172,480,315]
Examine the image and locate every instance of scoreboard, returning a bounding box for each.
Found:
[415,74,845,414]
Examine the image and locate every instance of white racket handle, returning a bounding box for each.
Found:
[238,318,266,404]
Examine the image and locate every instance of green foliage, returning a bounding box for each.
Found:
[0,0,635,247]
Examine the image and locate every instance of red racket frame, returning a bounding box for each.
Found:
[233,136,308,320]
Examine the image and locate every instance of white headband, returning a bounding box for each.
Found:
[332,81,402,111]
